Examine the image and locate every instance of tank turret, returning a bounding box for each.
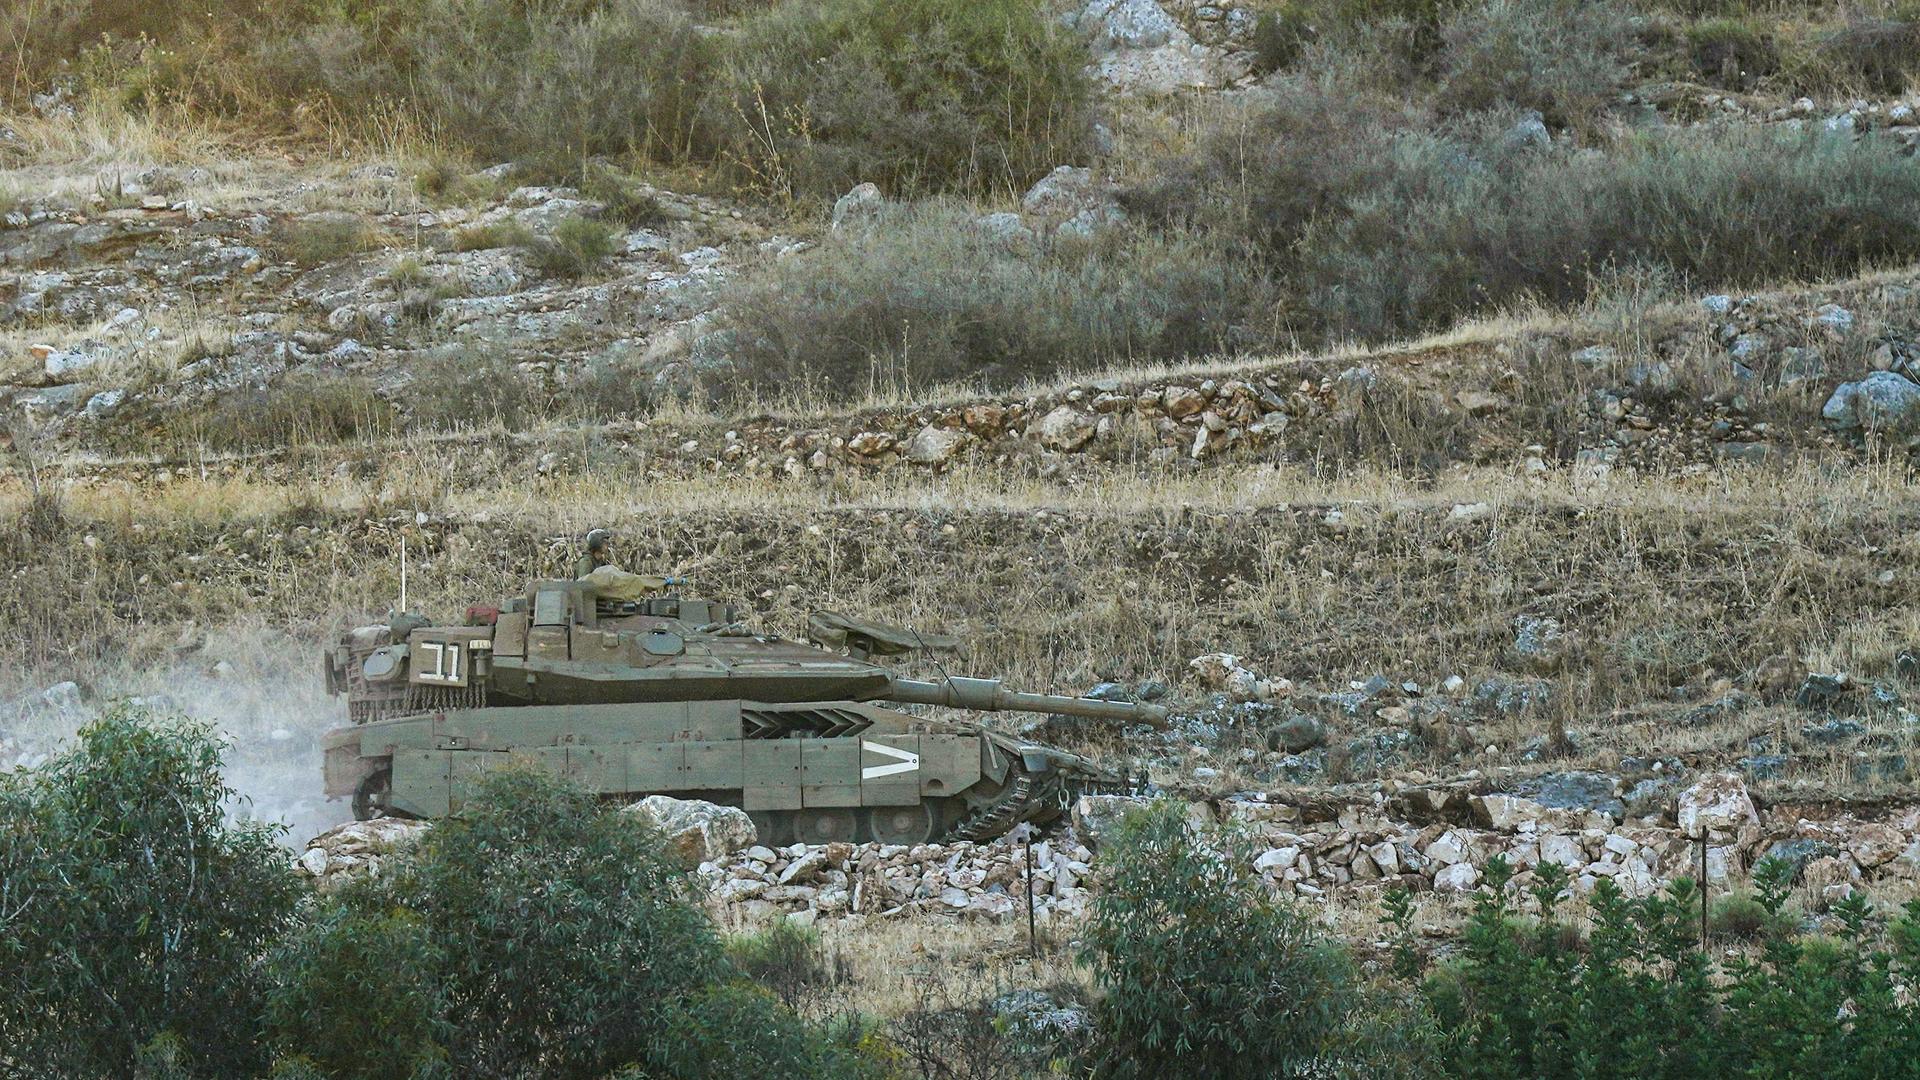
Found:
[319,575,1157,845]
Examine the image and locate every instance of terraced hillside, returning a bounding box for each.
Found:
[9,0,1920,1068]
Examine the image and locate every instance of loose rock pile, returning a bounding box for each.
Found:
[1099,772,1920,910]
[622,794,757,865]
[292,777,1920,923]
[700,835,1095,929]
[296,817,432,891]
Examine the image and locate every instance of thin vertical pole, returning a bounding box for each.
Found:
[1026,835,1037,960]
[1698,833,1709,952]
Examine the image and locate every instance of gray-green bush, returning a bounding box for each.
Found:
[1139,83,1920,345]
[28,0,1089,200]
[716,203,1261,400]
[1437,0,1639,126]
[250,0,715,170]
[709,0,1092,199]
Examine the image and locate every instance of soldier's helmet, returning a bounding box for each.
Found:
[585,528,613,552]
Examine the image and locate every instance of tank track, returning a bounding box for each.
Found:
[947,775,1040,842]
[944,755,1131,843]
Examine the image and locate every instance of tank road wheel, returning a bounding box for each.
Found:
[352,767,392,822]
[865,803,938,846]
[791,807,858,845]
[747,810,794,848]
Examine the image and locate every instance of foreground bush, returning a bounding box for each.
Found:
[1081,801,1411,1079]
[269,767,879,1079]
[0,704,301,1077]
[1410,856,1920,1077]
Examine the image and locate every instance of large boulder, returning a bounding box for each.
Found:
[1847,822,1906,868]
[831,182,885,231]
[623,796,757,865]
[1020,166,1121,231]
[1068,0,1184,51]
[905,423,968,465]
[1675,772,1759,843]
[1035,405,1097,451]
[1072,794,1155,849]
[1511,615,1576,672]
[1512,771,1626,821]
[1822,372,1920,447]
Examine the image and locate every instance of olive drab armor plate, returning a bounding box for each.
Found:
[321,578,1162,845]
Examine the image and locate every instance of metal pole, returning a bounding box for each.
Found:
[1025,832,1037,960]
[1698,832,1708,953]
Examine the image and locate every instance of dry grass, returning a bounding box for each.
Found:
[5,450,1918,804]
[0,100,444,217]
[727,915,1092,1024]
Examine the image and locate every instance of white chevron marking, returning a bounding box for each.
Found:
[860,740,920,780]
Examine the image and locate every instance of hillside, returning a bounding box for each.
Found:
[7,0,1920,1075]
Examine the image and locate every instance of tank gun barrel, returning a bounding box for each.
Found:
[887,675,1168,726]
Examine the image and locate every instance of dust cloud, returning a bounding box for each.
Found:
[0,622,357,846]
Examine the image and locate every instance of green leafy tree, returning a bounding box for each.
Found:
[0,703,302,1077]
[271,766,882,1079]
[1080,800,1401,1079]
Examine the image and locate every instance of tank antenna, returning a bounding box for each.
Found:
[399,533,409,613]
[911,624,955,692]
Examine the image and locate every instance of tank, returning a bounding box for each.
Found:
[319,575,1166,845]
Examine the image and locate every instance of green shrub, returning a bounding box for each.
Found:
[265,904,448,1080]
[1686,16,1782,87]
[269,767,877,1079]
[383,255,434,292]
[715,202,1262,401]
[1811,16,1920,96]
[525,215,618,278]
[0,704,302,1077]
[711,0,1092,200]
[1709,893,1792,940]
[452,220,528,252]
[580,165,668,228]
[414,159,513,205]
[1425,859,1721,1078]
[1437,0,1638,126]
[1079,800,1380,1079]
[726,919,836,1007]
[1250,1,1318,74]
[1143,88,1920,346]
[640,984,887,1080]
[1410,858,1920,1077]
[271,768,715,1076]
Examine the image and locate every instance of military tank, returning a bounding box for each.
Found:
[320,572,1165,845]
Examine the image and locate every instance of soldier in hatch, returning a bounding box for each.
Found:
[573,528,615,580]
